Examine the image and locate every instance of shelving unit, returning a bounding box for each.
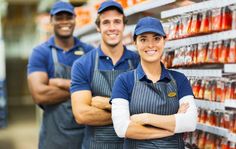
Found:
[224,99,236,109]
[194,99,236,110]
[196,123,229,138]
[125,0,175,17]
[224,64,236,73]
[172,69,222,77]
[161,0,236,19]
[74,0,176,37]
[195,99,225,111]
[165,30,236,49]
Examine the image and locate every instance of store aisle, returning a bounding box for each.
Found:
[0,105,38,149]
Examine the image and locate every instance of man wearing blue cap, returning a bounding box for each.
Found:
[70,0,139,149]
[27,1,94,149]
[111,16,197,149]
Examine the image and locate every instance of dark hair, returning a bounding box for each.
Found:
[95,7,127,27]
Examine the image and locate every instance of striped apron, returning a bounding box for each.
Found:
[39,48,85,149]
[124,70,184,149]
[82,51,134,149]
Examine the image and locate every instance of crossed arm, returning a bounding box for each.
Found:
[112,95,197,140]
[71,90,113,126]
[27,72,71,105]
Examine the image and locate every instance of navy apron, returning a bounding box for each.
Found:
[39,48,85,149]
[124,70,184,149]
[82,51,134,149]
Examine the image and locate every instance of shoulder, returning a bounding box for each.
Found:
[117,70,135,85]
[169,70,188,83]
[76,38,94,52]
[72,48,96,69]
[32,42,51,55]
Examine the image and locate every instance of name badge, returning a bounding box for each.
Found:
[168,92,177,97]
[74,50,84,56]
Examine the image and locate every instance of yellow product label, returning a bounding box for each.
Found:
[168,92,176,97]
[74,50,84,56]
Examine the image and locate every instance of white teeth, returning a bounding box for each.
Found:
[61,27,70,30]
[146,50,156,56]
[108,34,117,38]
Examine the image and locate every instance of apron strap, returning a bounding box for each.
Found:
[51,47,59,64]
[168,72,179,99]
[128,59,134,70]
[94,51,99,71]
[133,69,138,82]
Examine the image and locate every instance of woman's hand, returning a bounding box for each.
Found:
[130,113,149,125]
[178,102,189,113]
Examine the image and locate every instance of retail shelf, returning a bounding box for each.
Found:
[73,24,96,37]
[195,99,225,111]
[196,123,228,137]
[80,32,100,43]
[228,133,236,143]
[125,0,175,16]
[224,64,236,73]
[172,69,222,77]
[161,0,236,18]
[74,0,175,37]
[165,30,236,49]
[224,99,236,109]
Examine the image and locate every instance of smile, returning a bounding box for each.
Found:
[145,50,157,56]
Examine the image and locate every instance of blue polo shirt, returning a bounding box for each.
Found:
[70,46,140,93]
[111,63,193,102]
[27,36,94,78]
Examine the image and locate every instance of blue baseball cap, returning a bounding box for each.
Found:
[50,1,75,15]
[98,0,124,14]
[134,17,166,37]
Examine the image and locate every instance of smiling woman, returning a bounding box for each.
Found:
[111,16,197,149]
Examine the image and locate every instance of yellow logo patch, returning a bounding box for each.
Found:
[74,50,84,56]
[168,92,176,97]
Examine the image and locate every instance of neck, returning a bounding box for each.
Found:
[101,41,124,65]
[141,60,162,83]
[54,36,74,51]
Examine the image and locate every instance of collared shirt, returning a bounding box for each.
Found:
[70,46,140,93]
[111,63,193,102]
[27,36,94,78]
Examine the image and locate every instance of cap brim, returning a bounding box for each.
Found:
[135,27,166,37]
[51,9,75,15]
[98,4,123,14]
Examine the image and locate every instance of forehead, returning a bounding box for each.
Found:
[99,9,123,21]
[53,11,74,17]
[138,32,160,37]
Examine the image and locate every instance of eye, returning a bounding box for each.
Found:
[102,20,110,25]
[154,36,162,42]
[140,38,146,42]
[114,19,122,24]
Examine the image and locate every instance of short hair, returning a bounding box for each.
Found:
[95,7,127,28]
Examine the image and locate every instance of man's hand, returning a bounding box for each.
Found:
[178,102,189,113]
[49,78,71,90]
[91,96,111,110]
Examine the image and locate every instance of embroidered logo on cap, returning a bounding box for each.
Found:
[168,92,176,97]
[74,50,84,56]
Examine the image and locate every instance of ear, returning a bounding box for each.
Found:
[96,26,101,33]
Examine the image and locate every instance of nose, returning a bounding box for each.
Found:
[147,40,155,48]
